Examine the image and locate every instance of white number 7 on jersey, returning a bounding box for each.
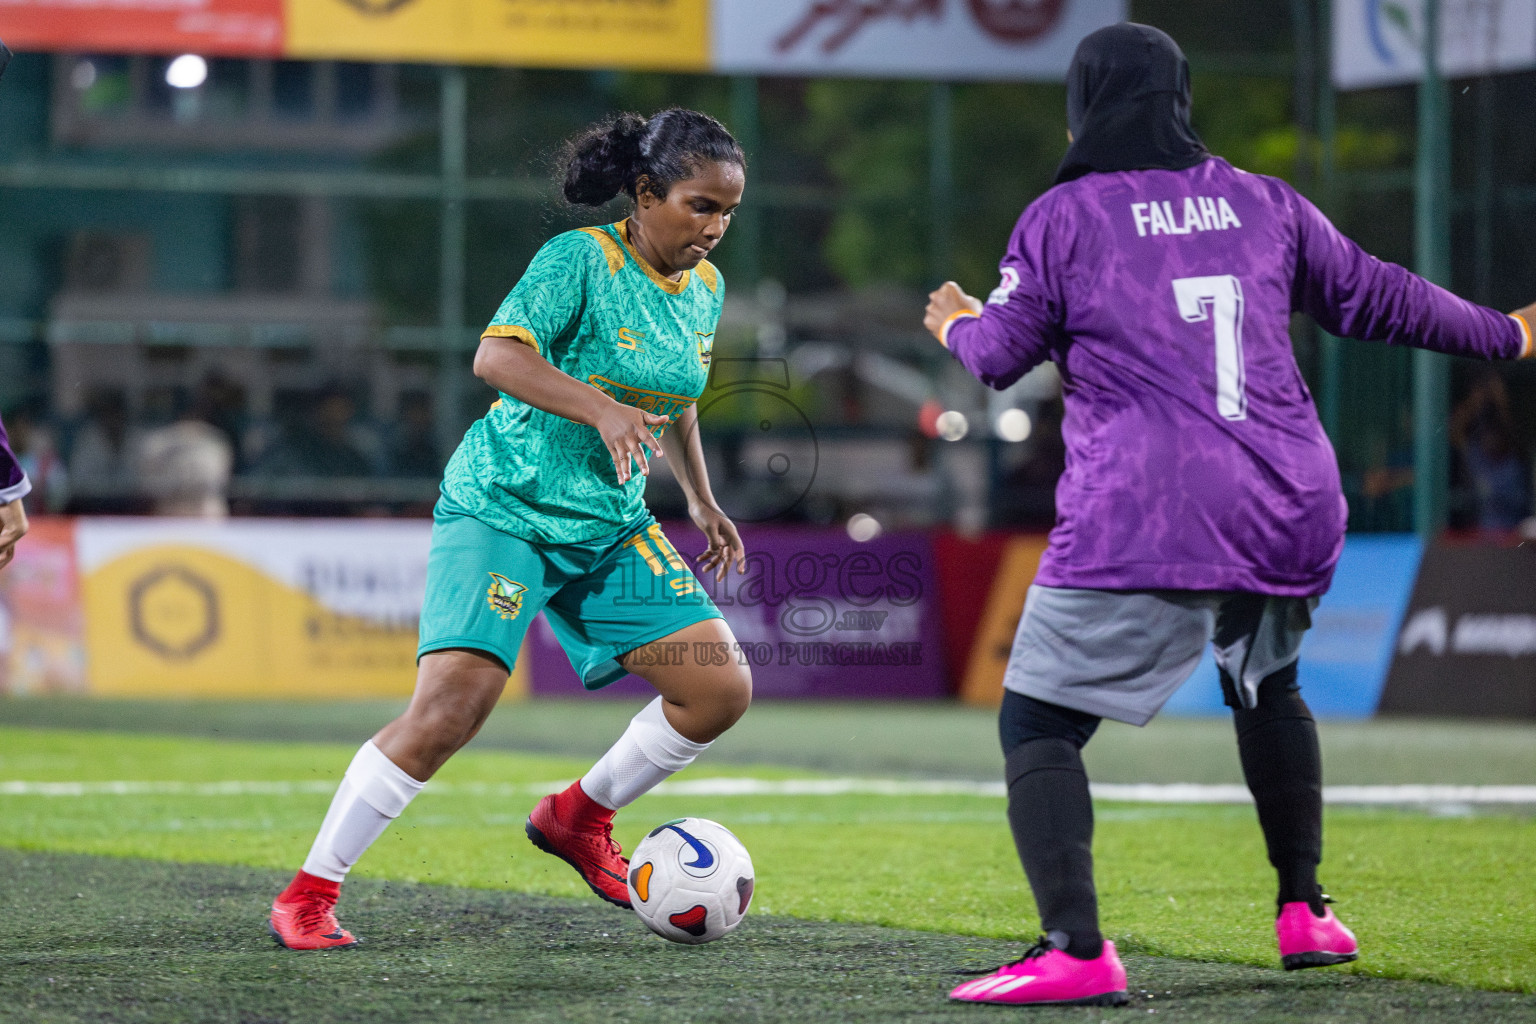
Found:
[1172,275,1247,421]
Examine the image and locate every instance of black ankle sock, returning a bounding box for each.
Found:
[1230,669,1323,916]
[1005,738,1102,958]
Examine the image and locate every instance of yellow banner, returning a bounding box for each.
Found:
[76,520,528,700]
[286,0,711,71]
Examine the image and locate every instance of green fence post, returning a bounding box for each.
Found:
[1413,0,1451,538]
[438,65,468,457]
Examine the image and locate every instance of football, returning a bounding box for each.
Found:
[627,817,754,944]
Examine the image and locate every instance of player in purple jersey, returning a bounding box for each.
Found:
[0,44,30,572]
[0,414,30,572]
[929,23,1535,1008]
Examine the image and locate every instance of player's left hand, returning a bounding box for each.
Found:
[923,281,983,343]
[691,502,746,583]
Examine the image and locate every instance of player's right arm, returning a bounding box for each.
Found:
[472,339,667,486]
[477,231,669,486]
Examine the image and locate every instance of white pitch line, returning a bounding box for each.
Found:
[1,778,1534,805]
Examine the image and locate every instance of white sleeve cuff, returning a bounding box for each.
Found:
[0,474,32,505]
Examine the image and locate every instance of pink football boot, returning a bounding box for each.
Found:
[949,938,1129,1006]
[1277,901,1358,970]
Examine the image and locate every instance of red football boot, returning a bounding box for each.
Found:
[525,781,632,908]
[269,870,359,950]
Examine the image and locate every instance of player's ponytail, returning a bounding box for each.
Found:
[561,112,648,206]
[560,108,744,207]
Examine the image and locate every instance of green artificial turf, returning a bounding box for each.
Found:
[6,696,1536,784]
[7,850,1534,1024]
[1,727,1531,994]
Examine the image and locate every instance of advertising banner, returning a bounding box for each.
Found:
[0,0,284,57]
[1379,539,1536,718]
[944,532,1423,716]
[75,518,450,698]
[713,0,1125,80]
[286,0,710,71]
[2,0,1116,77]
[1332,0,1536,90]
[527,522,949,699]
[1163,535,1424,717]
[954,534,1048,705]
[0,517,86,695]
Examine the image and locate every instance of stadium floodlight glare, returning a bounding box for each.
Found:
[935,410,968,442]
[846,513,882,543]
[71,59,97,91]
[165,54,208,90]
[996,407,1032,442]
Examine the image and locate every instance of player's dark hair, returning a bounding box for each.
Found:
[560,108,744,207]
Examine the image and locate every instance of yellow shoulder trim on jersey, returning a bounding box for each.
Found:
[939,309,981,350]
[1511,313,1533,358]
[617,218,690,295]
[695,259,719,294]
[481,324,541,354]
[578,226,626,276]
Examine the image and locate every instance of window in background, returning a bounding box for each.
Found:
[335,62,376,121]
[272,61,315,120]
[234,196,304,294]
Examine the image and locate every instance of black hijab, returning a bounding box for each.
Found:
[1053,22,1208,186]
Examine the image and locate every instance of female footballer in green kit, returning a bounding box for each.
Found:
[270,109,752,949]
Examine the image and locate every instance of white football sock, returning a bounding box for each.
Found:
[580,697,711,810]
[301,740,425,882]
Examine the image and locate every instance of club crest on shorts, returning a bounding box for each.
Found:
[485,573,528,621]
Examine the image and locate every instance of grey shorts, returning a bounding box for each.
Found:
[1002,585,1317,726]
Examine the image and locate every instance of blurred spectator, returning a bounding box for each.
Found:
[994,398,1066,529]
[256,384,376,478]
[1451,371,1531,532]
[67,388,143,506]
[1354,418,1415,533]
[5,403,68,513]
[135,389,234,518]
[191,372,251,471]
[387,390,443,477]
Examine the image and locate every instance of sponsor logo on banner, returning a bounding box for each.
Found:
[772,0,1067,55]
[341,0,419,13]
[714,0,1124,80]
[128,565,220,661]
[1380,540,1536,718]
[1332,0,1536,89]
[967,0,1067,41]
[1397,607,1536,658]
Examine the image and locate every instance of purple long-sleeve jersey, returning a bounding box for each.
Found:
[946,157,1529,596]
[0,414,28,505]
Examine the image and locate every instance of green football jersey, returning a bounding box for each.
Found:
[442,219,723,543]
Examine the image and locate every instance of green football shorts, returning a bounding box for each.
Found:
[418,497,722,688]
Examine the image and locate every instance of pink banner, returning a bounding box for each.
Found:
[0,517,86,695]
